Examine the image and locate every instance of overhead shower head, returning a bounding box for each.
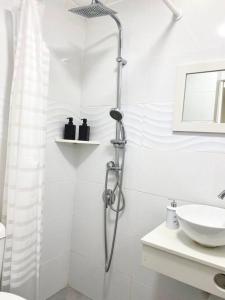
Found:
[69,0,117,18]
[109,108,123,122]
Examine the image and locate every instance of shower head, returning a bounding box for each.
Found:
[110,108,126,144]
[69,1,117,18]
[110,108,123,122]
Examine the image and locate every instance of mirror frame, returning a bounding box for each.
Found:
[173,61,225,133]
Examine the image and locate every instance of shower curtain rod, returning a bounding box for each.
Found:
[162,0,182,20]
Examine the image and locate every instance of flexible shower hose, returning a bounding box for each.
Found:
[104,148,125,272]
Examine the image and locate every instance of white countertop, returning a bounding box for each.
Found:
[141,223,225,272]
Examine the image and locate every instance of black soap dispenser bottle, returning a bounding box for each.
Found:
[64,117,76,140]
[79,118,90,141]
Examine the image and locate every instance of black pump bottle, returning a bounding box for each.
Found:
[78,118,90,141]
[64,117,76,140]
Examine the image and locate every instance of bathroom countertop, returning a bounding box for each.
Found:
[141,223,225,272]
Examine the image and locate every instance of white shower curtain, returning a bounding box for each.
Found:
[1,0,49,299]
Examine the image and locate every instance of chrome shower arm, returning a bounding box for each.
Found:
[109,14,127,65]
[109,13,126,109]
[96,0,126,110]
[110,14,122,58]
[162,0,182,20]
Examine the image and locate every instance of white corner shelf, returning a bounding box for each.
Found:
[55,138,100,145]
[141,223,225,299]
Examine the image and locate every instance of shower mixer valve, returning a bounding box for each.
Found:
[103,189,116,208]
[107,161,121,171]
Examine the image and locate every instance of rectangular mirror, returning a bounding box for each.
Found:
[173,61,225,133]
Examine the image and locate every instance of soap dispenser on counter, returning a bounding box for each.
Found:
[166,199,179,230]
[64,117,76,140]
[79,118,90,141]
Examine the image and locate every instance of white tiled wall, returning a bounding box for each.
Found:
[40,1,86,299]
[69,0,225,300]
[2,0,225,299]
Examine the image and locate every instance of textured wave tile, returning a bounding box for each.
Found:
[142,102,225,153]
[122,104,144,146]
[47,98,80,140]
[79,104,142,146]
[58,102,225,153]
[80,106,115,143]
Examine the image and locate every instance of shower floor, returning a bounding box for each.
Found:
[47,287,92,300]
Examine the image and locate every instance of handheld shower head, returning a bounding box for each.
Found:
[69,1,117,18]
[110,108,126,145]
[110,108,123,122]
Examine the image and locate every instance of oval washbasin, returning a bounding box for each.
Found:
[176,204,225,247]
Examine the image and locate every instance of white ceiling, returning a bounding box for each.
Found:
[71,0,123,6]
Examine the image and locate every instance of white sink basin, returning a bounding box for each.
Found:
[176,204,225,247]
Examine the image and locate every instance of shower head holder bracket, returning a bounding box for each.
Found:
[110,139,127,148]
[117,57,127,66]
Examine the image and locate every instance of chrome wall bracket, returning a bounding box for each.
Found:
[117,57,127,66]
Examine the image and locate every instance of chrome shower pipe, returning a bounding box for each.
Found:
[100,1,127,272]
[109,12,127,168]
[109,13,127,110]
[96,1,126,166]
[110,14,126,168]
[162,0,182,20]
[70,0,127,273]
[96,1,127,167]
